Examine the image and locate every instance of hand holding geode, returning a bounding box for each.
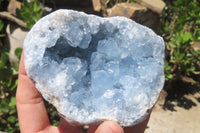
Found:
[23,9,165,126]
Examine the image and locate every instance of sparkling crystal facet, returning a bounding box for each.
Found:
[23,9,165,126]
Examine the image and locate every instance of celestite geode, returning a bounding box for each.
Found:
[23,9,165,126]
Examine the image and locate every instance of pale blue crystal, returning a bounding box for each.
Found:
[23,9,165,126]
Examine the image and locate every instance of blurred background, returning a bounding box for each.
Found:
[0,0,200,133]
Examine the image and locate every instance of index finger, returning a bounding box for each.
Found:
[16,51,51,133]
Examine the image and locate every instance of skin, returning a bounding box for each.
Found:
[16,52,150,133]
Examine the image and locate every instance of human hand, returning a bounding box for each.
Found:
[16,52,150,133]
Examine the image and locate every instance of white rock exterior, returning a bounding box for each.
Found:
[23,9,165,126]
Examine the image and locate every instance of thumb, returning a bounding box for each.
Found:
[95,121,124,133]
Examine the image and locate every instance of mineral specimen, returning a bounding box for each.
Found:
[23,9,165,126]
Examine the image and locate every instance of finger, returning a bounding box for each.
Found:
[58,118,82,133]
[94,121,124,133]
[16,51,52,133]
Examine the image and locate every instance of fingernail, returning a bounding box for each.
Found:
[95,121,124,133]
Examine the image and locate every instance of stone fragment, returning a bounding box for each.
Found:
[138,0,166,14]
[6,23,28,63]
[192,42,200,52]
[0,12,27,28]
[92,0,102,12]
[8,0,21,15]
[107,2,147,18]
[23,9,165,126]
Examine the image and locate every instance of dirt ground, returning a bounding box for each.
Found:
[145,89,200,133]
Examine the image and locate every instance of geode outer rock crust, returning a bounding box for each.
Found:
[23,9,165,126]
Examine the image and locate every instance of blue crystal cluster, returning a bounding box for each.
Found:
[23,9,165,126]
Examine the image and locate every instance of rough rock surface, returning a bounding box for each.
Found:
[138,0,166,14]
[23,9,165,126]
[107,2,147,18]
